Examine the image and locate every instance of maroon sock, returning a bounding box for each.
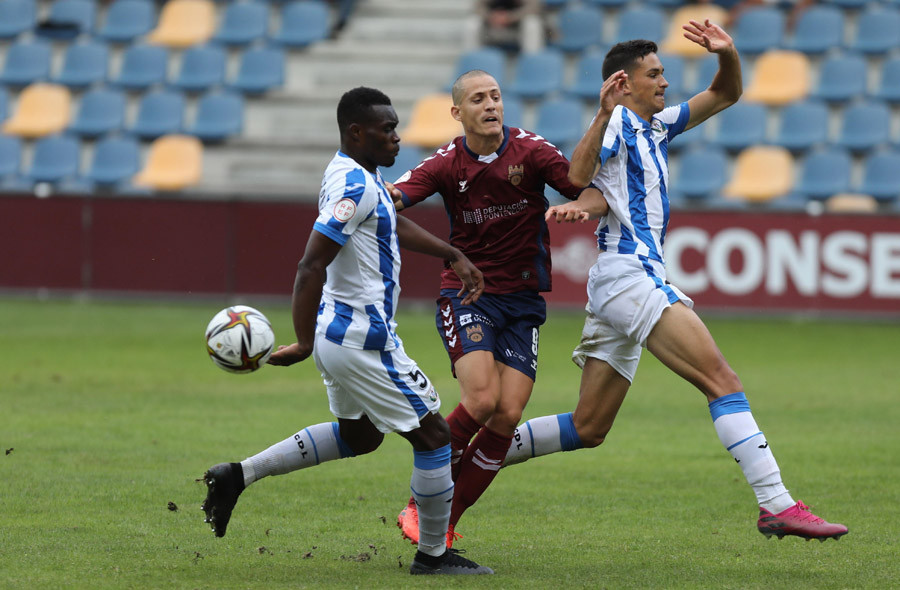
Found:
[446,403,482,481]
[449,426,512,527]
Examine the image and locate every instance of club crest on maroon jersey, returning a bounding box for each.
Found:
[508,164,524,186]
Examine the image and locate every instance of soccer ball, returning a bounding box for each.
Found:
[205,305,276,374]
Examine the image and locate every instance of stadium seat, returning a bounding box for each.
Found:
[712,101,767,151]
[824,0,869,8]
[611,6,665,45]
[506,49,565,100]
[272,0,331,48]
[813,53,867,103]
[37,0,95,40]
[687,54,720,97]
[848,6,900,55]
[0,134,23,181]
[824,193,878,213]
[669,121,704,152]
[857,150,900,203]
[133,134,203,191]
[660,3,729,58]
[189,91,244,142]
[130,89,185,139]
[835,101,891,152]
[658,53,686,104]
[794,148,853,201]
[146,0,215,48]
[743,50,810,106]
[173,44,226,92]
[534,97,584,148]
[54,41,109,89]
[400,93,461,149]
[68,87,126,137]
[554,5,604,53]
[873,56,900,104]
[586,0,627,7]
[773,99,829,153]
[0,87,7,122]
[0,0,35,39]
[213,1,268,46]
[0,40,52,86]
[786,5,844,55]
[379,145,424,184]
[567,50,606,101]
[27,134,80,183]
[85,135,140,186]
[732,6,785,55]
[449,47,507,89]
[722,145,794,203]
[671,145,728,202]
[97,0,156,43]
[501,94,524,129]
[2,83,71,138]
[112,44,168,90]
[230,46,285,94]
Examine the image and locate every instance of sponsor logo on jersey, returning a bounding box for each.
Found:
[521,270,531,280]
[333,198,357,222]
[508,164,524,186]
[458,179,469,193]
[465,324,484,343]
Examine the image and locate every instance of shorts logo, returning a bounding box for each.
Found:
[465,324,484,343]
[333,198,357,222]
[508,164,524,186]
[459,313,473,326]
[521,270,531,280]
[441,302,457,348]
[428,388,438,402]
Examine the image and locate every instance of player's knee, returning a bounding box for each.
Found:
[345,433,383,456]
[485,406,523,436]
[461,394,500,425]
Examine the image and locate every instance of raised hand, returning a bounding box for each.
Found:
[682,19,734,54]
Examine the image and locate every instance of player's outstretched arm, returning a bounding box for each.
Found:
[545,187,609,223]
[683,19,742,129]
[395,215,484,304]
[569,70,627,187]
[268,231,341,366]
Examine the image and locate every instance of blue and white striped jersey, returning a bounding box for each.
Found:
[592,102,690,264]
[313,151,401,351]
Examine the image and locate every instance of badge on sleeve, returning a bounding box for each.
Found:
[333,198,357,222]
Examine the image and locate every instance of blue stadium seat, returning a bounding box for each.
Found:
[773,99,829,152]
[688,54,719,96]
[0,87,7,122]
[567,51,606,101]
[85,135,140,186]
[586,0,627,7]
[379,145,424,184]
[97,0,155,43]
[54,41,109,89]
[506,49,565,100]
[0,40,52,86]
[554,5,604,53]
[501,94,524,129]
[230,46,285,94]
[213,1,268,46]
[786,5,844,54]
[68,87,126,137]
[824,0,869,8]
[659,53,686,104]
[873,56,900,103]
[611,6,664,45]
[732,6,785,55]
[534,97,584,148]
[836,101,891,152]
[173,44,227,93]
[669,120,705,152]
[112,44,168,90]
[671,145,728,202]
[0,0,36,39]
[272,0,331,48]
[858,150,900,204]
[189,91,244,142]
[129,89,185,139]
[0,134,23,180]
[814,53,867,103]
[28,134,80,183]
[712,101,767,151]
[794,148,852,200]
[849,6,900,55]
[36,0,95,40]
[449,47,507,89]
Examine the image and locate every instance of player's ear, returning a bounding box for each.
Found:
[451,105,462,122]
[347,122,363,143]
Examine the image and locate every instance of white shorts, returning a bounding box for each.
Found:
[312,334,441,434]
[572,252,693,383]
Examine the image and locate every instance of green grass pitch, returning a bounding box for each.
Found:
[2,298,898,589]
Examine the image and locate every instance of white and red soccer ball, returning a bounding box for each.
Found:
[205,305,275,374]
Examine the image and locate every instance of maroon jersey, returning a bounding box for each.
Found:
[395,126,583,294]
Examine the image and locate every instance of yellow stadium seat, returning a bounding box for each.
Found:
[133,134,203,191]
[400,93,462,149]
[722,145,794,203]
[146,0,215,48]
[2,83,71,138]
[825,193,879,214]
[743,50,810,106]
[661,4,730,58]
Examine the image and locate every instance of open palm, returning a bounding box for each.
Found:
[683,19,734,54]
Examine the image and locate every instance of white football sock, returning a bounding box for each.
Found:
[240,422,354,488]
[503,413,583,466]
[410,445,453,557]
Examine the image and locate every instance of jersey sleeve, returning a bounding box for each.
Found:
[313,166,373,246]
[392,149,442,208]
[599,106,624,166]
[531,136,584,200]
[659,102,690,141]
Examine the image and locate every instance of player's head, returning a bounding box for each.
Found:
[451,70,504,138]
[603,40,668,116]
[337,86,400,171]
